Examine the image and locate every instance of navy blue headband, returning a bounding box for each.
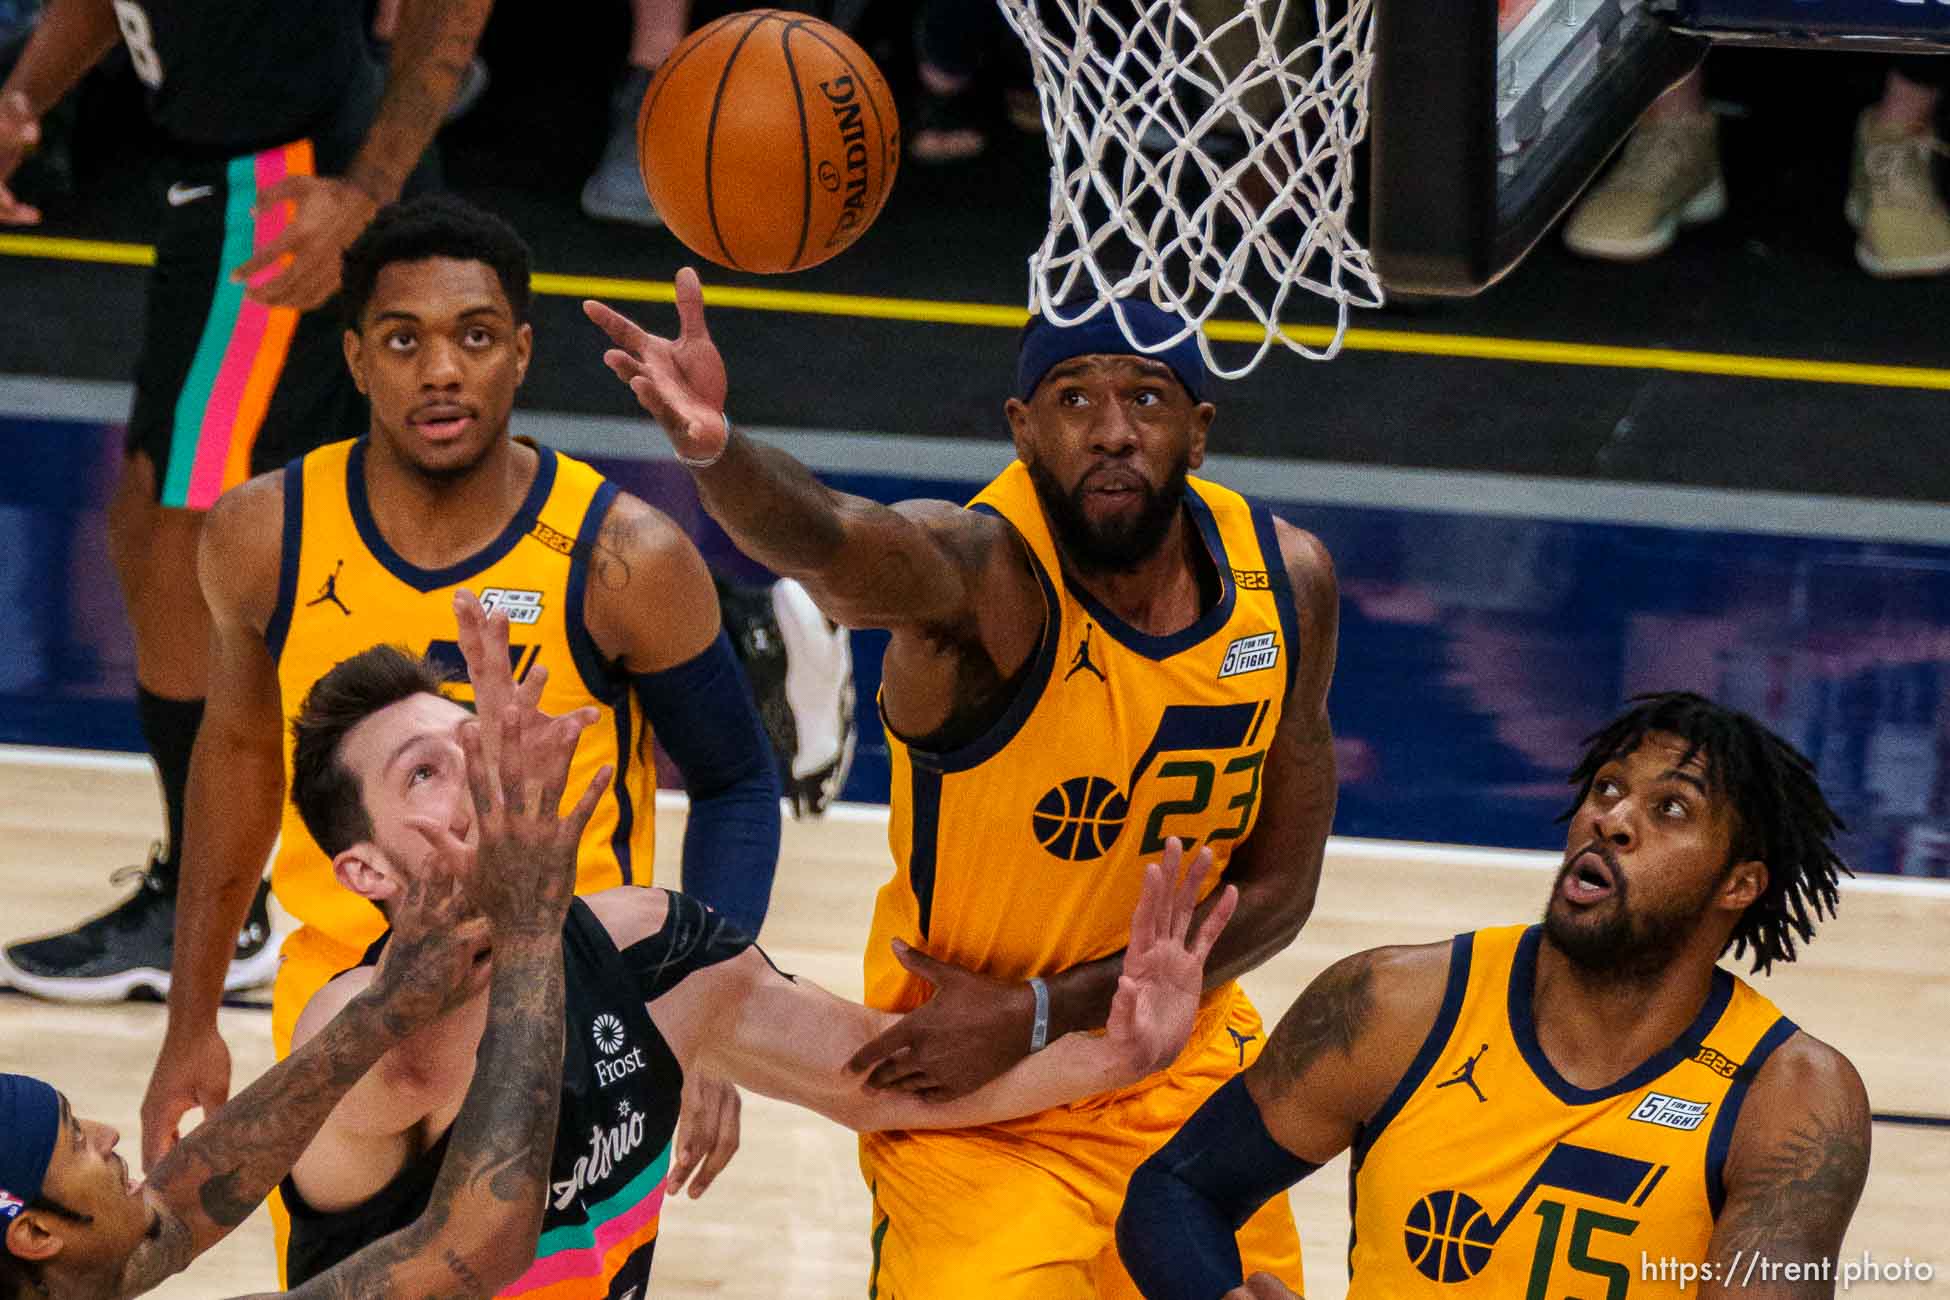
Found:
[1016,300,1207,404]
[0,1074,60,1217]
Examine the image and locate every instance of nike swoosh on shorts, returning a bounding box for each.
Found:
[166,183,214,206]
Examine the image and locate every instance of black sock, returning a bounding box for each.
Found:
[136,687,206,892]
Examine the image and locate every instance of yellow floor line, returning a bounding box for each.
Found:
[9,232,1950,391]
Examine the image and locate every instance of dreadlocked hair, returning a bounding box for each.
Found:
[1561,690,1849,976]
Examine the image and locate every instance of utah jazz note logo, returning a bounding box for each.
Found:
[1406,1143,1667,1287]
[1031,701,1274,861]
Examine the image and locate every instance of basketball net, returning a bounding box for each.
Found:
[996,0,1382,375]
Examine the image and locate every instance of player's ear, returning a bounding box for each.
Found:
[1187,400,1213,469]
[513,321,534,386]
[6,1209,65,1263]
[1005,396,1032,462]
[342,328,369,396]
[1718,859,1768,913]
[333,844,398,907]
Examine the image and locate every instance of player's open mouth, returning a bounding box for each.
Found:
[1560,850,1616,905]
[410,404,475,441]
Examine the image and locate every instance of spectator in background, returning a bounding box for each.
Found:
[910,0,1039,164]
[1564,60,1950,277]
[0,0,493,1004]
[582,0,689,226]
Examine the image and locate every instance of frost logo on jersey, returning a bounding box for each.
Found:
[551,1112,649,1210]
[592,1014,625,1054]
[591,1014,649,1087]
[1629,1092,1710,1132]
[1218,632,1279,678]
[479,588,544,625]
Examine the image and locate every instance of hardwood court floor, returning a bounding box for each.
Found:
[1,751,1944,1298]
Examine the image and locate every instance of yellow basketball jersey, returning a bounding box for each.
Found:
[268,437,656,956]
[866,461,1303,1013]
[1348,925,1800,1297]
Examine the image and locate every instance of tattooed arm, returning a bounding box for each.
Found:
[1699,1036,1872,1300]
[343,0,494,207]
[115,874,491,1297]
[243,667,605,1300]
[235,0,494,308]
[257,933,568,1300]
[1114,944,1448,1300]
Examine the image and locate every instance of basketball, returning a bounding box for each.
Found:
[635,10,900,274]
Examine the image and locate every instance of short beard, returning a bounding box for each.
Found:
[1026,455,1190,575]
[1542,858,1723,984]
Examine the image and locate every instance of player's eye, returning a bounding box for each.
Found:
[385,332,415,352]
[408,762,435,786]
[1660,797,1688,819]
[464,326,493,347]
[1058,388,1087,407]
[1593,776,1621,798]
[1134,389,1162,406]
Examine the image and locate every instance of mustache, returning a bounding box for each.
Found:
[1567,839,1621,875]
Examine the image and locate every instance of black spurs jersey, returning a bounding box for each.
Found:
[284,892,758,1299]
[108,0,375,156]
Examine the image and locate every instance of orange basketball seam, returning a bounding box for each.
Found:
[702,11,778,271]
[779,19,815,273]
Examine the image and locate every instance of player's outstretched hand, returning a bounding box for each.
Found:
[367,855,494,1025]
[235,174,379,310]
[1223,1273,1302,1299]
[1105,838,1237,1079]
[0,89,43,225]
[459,701,608,939]
[454,587,552,775]
[583,268,731,466]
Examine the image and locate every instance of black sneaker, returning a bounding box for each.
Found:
[0,849,278,1003]
[715,575,857,818]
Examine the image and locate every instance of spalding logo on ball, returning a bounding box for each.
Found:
[636,10,900,274]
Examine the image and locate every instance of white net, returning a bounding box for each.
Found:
[995,0,1383,375]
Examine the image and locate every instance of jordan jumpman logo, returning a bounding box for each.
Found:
[1065,624,1106,682]
[1435,1043,1491,1103]
[306,560,352,616]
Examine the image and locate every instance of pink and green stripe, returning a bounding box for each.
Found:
[500,1142,670,1298]
[161,140,311,509]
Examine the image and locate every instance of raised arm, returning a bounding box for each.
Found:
[234,0,493,309]
[1698,1035,1871,1300]
[258,650,609,1300]
[0,0,120,223]
[582,273,1039,635]
[1116,942,1448,1300]
[114,874,492,1297]
[142,474,290,1168]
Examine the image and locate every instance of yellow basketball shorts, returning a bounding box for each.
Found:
[266,924,367,1285]
[858,984,1304,1300]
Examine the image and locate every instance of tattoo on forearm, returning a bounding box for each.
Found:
[1258,953,1373,1098]
[1716,1101,1869,1260]
[117,1207,196,1294]
[348,0,492,200]
[147,993,404,1253]
[277,945,568,1300]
